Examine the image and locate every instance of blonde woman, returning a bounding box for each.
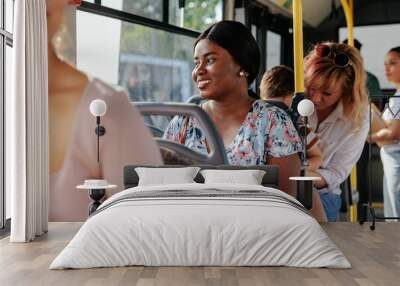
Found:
[370,47,400,217]
[304,42,369,221]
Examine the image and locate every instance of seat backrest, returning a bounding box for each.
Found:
[135,102,229,165]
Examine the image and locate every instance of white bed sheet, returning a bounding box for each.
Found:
[50,183,351,269]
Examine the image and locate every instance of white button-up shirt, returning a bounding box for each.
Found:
[308,102,369,195]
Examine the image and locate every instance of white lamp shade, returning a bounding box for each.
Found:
[297,99,315,117]
[90,99,107,117]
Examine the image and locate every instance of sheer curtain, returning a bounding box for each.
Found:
[7,0,49,242]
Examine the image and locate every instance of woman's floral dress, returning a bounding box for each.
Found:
[163,100,303,165]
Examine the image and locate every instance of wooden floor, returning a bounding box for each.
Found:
[0,222,399,286]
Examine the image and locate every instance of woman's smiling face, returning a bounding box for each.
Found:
[192,39,243,100]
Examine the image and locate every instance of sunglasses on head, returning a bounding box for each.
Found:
[315,44,351,68]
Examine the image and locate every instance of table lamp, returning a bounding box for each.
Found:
[290,98,320,210]
[89,99,107,162]
[297,98,315,173]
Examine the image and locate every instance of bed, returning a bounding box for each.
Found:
[50,165,350,269]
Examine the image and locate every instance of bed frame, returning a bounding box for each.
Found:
[124,165,279,190]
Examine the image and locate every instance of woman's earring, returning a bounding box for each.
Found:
[239,71,248,77]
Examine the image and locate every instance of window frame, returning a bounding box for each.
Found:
[1,0,13,232]
[79,1,200,38]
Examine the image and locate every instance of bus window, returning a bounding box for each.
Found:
[5,0,13,33]
[169,0,223,31]
[102,0,163,21]
[266,31,282,70]
[339,24,400,90]
[76,10,197,103]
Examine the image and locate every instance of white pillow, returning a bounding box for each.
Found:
[135,167,200,186]
[200,169,266,185]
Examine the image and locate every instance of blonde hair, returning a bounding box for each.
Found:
[304,42,368,129]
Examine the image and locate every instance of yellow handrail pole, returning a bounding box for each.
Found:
[350,0,353,15]
[349,0,354,45]
[293,0,304,94]
[292,0,313,206]
[341,0,354,47]
[341,0,358,222]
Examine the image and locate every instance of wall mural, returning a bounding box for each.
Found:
[47,0,162,222]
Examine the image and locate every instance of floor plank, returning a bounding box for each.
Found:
[0,222,399,286]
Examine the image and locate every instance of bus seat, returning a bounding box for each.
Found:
[147,125,164,138]
[134,102,229,165]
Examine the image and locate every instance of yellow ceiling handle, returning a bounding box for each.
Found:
[341,0,354,47]
[293,0,304,93]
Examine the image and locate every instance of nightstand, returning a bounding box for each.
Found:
[77,181,117,215]
[290,176,321,210]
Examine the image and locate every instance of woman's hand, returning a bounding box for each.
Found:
[306,170,327,189]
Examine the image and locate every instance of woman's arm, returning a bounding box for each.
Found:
[313,115,369,191]
[264,107,303,197]
[370,119,400,143]
[310,191,327,222]
[306,146,323,172]
[269,154,301,197]
[272,153,326,221]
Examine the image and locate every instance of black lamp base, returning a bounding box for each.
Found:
[88,189,106,215]
[296,180,313,210]
[95,125,106,136]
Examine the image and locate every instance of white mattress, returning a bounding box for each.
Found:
[50,183,351,269]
